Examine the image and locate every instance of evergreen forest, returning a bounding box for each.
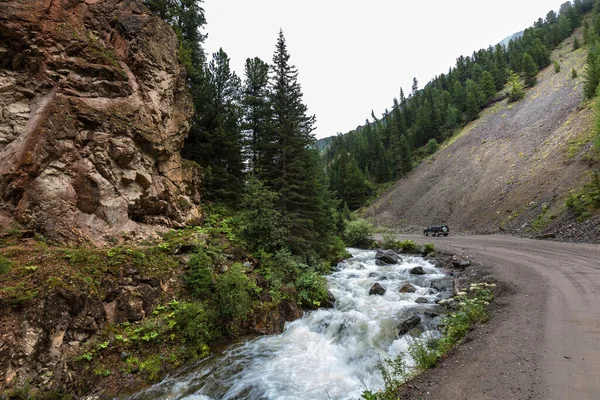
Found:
[323,0,597,212]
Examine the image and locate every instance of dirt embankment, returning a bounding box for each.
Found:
[365,27,600,243]
[396,234,600,400]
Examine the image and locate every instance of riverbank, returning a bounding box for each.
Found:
[395,234,600,400]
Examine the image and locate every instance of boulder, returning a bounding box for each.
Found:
[430,277,455,299]
[375,249,399,264]
[410,266,427,275]
[399,283,417,293]
[398,315,421,336]
[451,255,471,268]
[415,297,429,304]
[369,283,386,296]
[321,290,336,309]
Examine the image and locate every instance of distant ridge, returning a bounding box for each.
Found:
[499,30,524,46]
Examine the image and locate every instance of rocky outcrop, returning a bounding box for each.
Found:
[0,0,201,243]
[0,268,170,392]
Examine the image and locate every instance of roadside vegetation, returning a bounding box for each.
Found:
[361,283,496,400]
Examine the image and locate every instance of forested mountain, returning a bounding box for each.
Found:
[364,0,600,240]
[323,0,595,212]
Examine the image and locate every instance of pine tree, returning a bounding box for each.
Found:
[268,30,333,254]
[508,71,525,102]
[480,71,496,100]
[242,57,271,172]
[187,49,243,201]
[522,53,538,87]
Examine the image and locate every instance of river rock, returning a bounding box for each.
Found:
[415,297,429,304]
[322,290,336,309]
[398,315,421,336]
[430,277,455,299]
[410,266,427,275]
[369,283,386,296]
[375,249,399,265]
[399,283,417,293]
[451,255,471,268]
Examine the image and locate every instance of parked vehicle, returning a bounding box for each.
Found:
[423,225,449,236]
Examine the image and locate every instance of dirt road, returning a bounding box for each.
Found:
[392,234,600,400]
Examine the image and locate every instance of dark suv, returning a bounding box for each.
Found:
[423,225,449,236]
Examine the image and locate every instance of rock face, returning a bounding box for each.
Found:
[0,0,201,243]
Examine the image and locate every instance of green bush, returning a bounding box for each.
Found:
[186,250,214,298]
[0,254,13,275]
[422,243,435,255]
[554,60,561,73]
[398,239,418,254]
[172,301,215,357]
[381,231,399,250]
[426,138,439,155]
[343,219,374,248]
[408,338,439,371]
[215,263,257,323]
[295,270,328,309]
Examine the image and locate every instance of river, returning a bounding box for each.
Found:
[128,248,451,400]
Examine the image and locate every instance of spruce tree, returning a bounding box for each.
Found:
[480,71,496,100]
[188,49,243,201]
[242,57,271,172]
[522,53,538,87]
[268,30,333,254]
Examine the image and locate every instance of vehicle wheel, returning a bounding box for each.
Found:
[425,232,428,236]
[444,233,448,237]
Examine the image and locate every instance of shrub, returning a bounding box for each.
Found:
[572,68,578,79]
[508,71,525,102]
[426,138,439,155]
[172,301,215,357]
[573,36,580,51]
[408,338,439,371]
[422,243,435,255]
[398,239,418,254]
[381,231,399,250]
[186,250,214,298]
[295,270,328,309]
[215,263,257,323]
[343,219,374,248]
[554,61,561,73]
[0,254,13,275]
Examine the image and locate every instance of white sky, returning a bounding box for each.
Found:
[202,0,567,138]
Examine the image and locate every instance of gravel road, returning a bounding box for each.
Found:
[391,234,600,400]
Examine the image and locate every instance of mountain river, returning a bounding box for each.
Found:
[127,248,452,400]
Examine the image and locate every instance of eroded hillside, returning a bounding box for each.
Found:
[366,28,600,242]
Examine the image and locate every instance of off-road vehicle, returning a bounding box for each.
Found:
[423,225,449,236]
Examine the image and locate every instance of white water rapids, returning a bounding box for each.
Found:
[128,249,450,400]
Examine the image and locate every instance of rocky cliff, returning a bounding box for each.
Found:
[0,0,201,244]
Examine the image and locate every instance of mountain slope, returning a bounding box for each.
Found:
[365,28,599,241]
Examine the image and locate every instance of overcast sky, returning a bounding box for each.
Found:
[203,0,567,139]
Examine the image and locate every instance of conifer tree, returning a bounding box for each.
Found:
[242,57,271,172]
[480,71,496,100]
[522,53,538,87]
[190,49,243,201]
[268,30,333,254]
